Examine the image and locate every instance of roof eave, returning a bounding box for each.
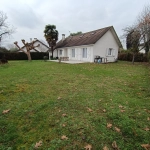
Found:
[55,44,94,49]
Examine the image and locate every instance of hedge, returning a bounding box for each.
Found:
[0,52,49,60]
[118,52,148,62]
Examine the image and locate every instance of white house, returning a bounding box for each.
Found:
[139,43,150,54]
[20,38,49,52]
[52,26,122,62]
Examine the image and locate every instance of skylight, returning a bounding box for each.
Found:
[79,34,84,38]
[91,32,96,35]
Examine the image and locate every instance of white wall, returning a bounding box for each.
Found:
[53,49,58,57]
[93,30,119,62]
[55,46,93,62]
[139,46,146,53]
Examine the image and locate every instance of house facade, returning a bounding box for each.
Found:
[52,26,122,62]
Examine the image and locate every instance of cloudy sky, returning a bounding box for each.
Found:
[0,0,149,48]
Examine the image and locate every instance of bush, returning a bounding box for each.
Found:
[118,52,148,62]
[0,52,49,60]
[43,56,48,61]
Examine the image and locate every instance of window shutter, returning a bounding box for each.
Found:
[113,49,115,56]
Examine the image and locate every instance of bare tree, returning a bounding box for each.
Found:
[136,5,150,54]
[123,4,150,64]
[14,40,40,61]
[123,26,141,64]
[0,11,15,45]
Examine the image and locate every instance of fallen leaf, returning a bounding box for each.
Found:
[62,114,67,117]
[35,141,42,149]
[112,141,119,150]
[146,110,150,113]
[58,110,61,112]
[110,99,112,101]
[119,105,123,108]
[57,97,61,100]
[144,127,150,131]
[87,107,93,112]
[84,144,92,150]
[107,123,112,128]
[103,146,109,150]
[2,109,10,114]
[103,109,106,112]
[61,135,68,140]
[115,127,121,133]
[120,109,125,112]
[141,144,150,150]
[62,124,66,127]
[147,117,150,121]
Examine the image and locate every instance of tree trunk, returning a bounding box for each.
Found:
[132,53,135,64]
[27,51,32,61]
[51,46,53,58]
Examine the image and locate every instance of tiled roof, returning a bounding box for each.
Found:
[55,26,113,49]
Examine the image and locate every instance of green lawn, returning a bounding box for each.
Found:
[0,61,150,150]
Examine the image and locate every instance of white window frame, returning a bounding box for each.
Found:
[59,50,63,55]
[82,48,87,58]
[72,49,75,57]
[108,48,113,56]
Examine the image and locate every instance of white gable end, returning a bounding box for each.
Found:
[93,30,119,62]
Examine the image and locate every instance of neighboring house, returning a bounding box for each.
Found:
[138,43,150,53]
[139,44,145,53]
[20,38,49,52]
[53,26,122,62]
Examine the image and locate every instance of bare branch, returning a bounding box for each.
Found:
[14,41,27,54]
[0,11,16,44]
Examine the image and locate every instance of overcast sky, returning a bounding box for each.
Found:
[0,0,149,48]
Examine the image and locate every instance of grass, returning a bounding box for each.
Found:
[0,60,150,150]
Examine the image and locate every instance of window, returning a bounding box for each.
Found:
[108,48,113,56]
[59,50,62,55]
[82,48,87,58]
[72,49,75,57]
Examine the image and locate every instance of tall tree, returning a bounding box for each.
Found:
[137,5,150,54]
[126,30,134,49]
[0,11,15,45]
[123,5,150,63]
[124,26,141,64]
[44,25,58,58]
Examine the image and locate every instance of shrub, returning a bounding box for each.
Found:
[118,52,148,62]
[43,56,48,61]
[0,52,49,60]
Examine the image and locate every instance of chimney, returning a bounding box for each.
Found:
[30,38,32,43]
[62,34,65,41]
[34,38,37,40]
